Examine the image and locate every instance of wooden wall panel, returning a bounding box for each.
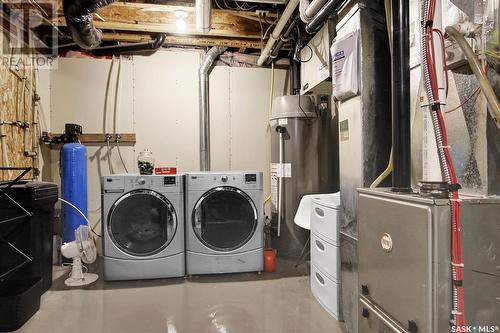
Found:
[0,33,38,181]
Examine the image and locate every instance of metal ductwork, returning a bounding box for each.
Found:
[63,0,115,49]
[195,0,212,33]
[199,46,227,171]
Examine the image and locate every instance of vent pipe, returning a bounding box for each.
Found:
[199,46,227,171]
[63,0,115,49]
[391,0,411,191]
[257,0,300,66]
[195,0,212,33]
[91,33,166,56]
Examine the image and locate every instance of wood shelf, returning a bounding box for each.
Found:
[47,133,136,145]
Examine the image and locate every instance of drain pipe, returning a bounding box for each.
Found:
[91,33,166,56]
[199,46,227,171]
[299,0,328,23]
[270,13,301,59]
[63,0,115,49]
[305,0,342,34]
[257,0,300,66]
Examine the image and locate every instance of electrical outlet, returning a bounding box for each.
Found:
[255,10,270,16]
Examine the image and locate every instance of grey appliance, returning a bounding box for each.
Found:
[185,171,264,275]
[335,2,392,331]
[269,94,339,259]
[358,188,500,332]
[101,174,185,281]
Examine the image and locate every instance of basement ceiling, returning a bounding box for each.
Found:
[2,0,286,52]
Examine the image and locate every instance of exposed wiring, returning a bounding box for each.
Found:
[421,0,465,327]
[445,87,481,114]
[298,44,313,63]
[445,26,500,128]
[444,64,487,114]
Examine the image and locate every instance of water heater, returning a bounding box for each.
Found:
[269,94,339,259]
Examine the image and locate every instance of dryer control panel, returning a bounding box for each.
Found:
[102,175,184,194]
[187,172,263,190]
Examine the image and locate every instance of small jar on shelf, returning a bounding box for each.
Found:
[137,149,155,175]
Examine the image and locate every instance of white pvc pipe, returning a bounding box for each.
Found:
[277,131,284,237]
[257,0,300,66]
[305,0,329,19]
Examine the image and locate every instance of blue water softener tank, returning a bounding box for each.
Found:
[60,124,88,243]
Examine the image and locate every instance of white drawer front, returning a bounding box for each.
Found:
[311,232,339,281]
[311,202,339,245]
[311,264,340,319]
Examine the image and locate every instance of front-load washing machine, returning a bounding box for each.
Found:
[185,171,264,275]
[102,174,185,281]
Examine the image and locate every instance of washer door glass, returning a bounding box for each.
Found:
[108,189,176,256]
[193,186,258,251]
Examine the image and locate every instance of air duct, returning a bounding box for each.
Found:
[196,0,212,33]
[199,46,227,171]
[63,0,115,49]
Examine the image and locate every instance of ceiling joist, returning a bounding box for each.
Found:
[37,0,278,49]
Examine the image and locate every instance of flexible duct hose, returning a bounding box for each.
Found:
[63,0,115,49]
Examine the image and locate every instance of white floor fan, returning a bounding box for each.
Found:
[61,225,99,287]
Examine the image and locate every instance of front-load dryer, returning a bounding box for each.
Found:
[102,174,185,281]
[185,171,264,275]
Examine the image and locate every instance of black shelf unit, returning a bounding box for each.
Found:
[0,167,41,332]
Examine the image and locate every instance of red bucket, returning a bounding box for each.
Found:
[264,248,277,272]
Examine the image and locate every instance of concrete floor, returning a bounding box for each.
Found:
[17,262,343,333]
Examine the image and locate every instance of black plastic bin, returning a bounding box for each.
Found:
[0,277,42,332]
[0,181,58,292]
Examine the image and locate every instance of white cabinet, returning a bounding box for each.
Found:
[310,193,341,319]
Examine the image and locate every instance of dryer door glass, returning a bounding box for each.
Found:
[108,190,177,256]
[193,186,258,251]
